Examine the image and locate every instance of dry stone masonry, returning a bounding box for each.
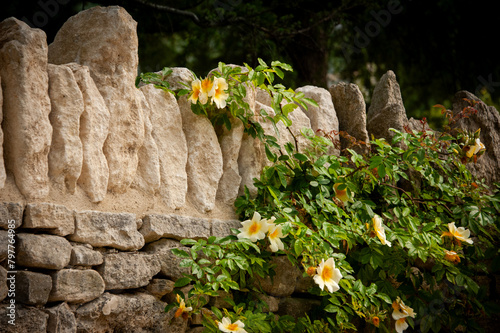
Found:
[1,5,500,333]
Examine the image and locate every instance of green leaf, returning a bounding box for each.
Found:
[171,248,190,258]
[174,277,191,288]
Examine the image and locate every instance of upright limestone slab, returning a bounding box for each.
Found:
[329,82,370,153]
[47,64,84,193]
[48,6,144,194]
[132,90,161,195]
[139,85,187,209]
[66,63,110,203]
[165,68,223,213]
[296,85,340,156]
[0,18,52,199]
[366,70,408,142]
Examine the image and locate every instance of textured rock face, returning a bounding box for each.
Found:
[46,302,77,333]
[70,211,144,251]
[70,243,103,266]
[180,95,224,213]
[47,63,84,193]
[75,292,172,333]
[0,76,5,189]
[0,18,52,199]
[216,116,244,205]
[0,305,49,332]
[132,90,161,195]
[329,82,370,152]
[48,6,144,194]
[0,202,23,229]
[97,253,161,290]
[140,214,211,243]
[0,266,7,302]
[24,202,75,236]
[256,256,301,297]
[143,239,191,280]
[66,62,110,203]
[16,233,72,270]
[49,269,105,303]
[140,85,188,208]
[296,85,340,155]
[366,70,408,142]
[16,271,53,305]
[451,91,500,186]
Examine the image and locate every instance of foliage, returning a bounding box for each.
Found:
[139,60,500,333]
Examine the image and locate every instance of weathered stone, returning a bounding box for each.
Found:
[366,70,408,142]
[0,76,5,189]
[146,278,175,298]
[0,230,7,262]
[0,304,49,332]
[296,85,340,155]
[16,233,72,270]
[140,214,211,243]
[96,252,161,290]
[329,81,370,152]
[24,202,75,236]
[46,302,77,333]
[140,85,188,208]
[0,266,7,302]
[288,104,313,153]
[216,116,244,205]
[256,256,301,297]
[0,18,52,199]
[0,202,23,229]
[16,271,52,305]
[75,292,172,333]
[49,6,145,194]
[237,132,265,197]
[143,239,190,280]
[451,91,500,186]
[47,63,84,193]
[180,95,223,212]
[49,269,105,303]
[132,89,161,195]
[277,297,322,319]
[256,293,280,312]
[211,219,241,238]
[66,63,110,203]
[69,211,144,251]
[70,243,103,266]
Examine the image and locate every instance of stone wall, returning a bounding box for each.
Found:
[1,5,500,333]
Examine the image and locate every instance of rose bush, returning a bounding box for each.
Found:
[137,61,500,333]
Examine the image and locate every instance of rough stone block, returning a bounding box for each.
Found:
[146,278,175,298]
[211,219,241,238]
[24,202,75,236]
[16,271,52,305]
[69,211,144,251]
[69,243,103,266]
[0,18,52,200]
[45,302,77,333]
[96,252,161,290]
[0,305,49,332]
[16,233,72,270]
[140,214,211,243]
[49,269,105,303]
[0,202,23,229]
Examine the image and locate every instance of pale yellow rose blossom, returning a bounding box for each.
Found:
[188,79,202,104]
[392,297,416,333]
[237,212,269,242]
[267,222,285,252]
[199,77,214,104]
[218,317,247,333]
[313,258,343,293]
[446,222,473,244]
[372,214,392,247]
[211,77,229,109]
